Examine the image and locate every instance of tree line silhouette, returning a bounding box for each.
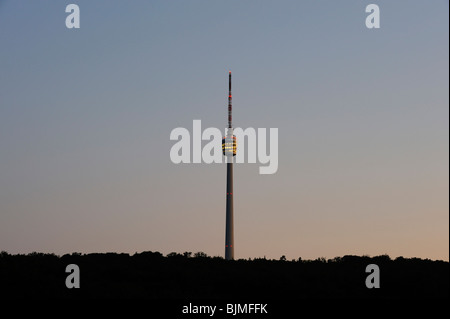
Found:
[0,251,448,299]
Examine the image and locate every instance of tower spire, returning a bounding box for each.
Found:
[228,70,232,128]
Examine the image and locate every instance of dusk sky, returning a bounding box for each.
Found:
[0,0,448,261]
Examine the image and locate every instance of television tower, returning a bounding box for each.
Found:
[222,71,237,260]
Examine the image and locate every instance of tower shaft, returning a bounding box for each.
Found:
[225,162,234,260]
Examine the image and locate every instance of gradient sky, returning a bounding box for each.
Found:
[0,0,448,261]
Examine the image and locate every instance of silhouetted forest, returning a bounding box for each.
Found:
[0,251,448,299]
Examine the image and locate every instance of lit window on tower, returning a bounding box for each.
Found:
[222,136,237,156]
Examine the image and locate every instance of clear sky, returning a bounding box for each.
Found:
[0,0,448,261]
